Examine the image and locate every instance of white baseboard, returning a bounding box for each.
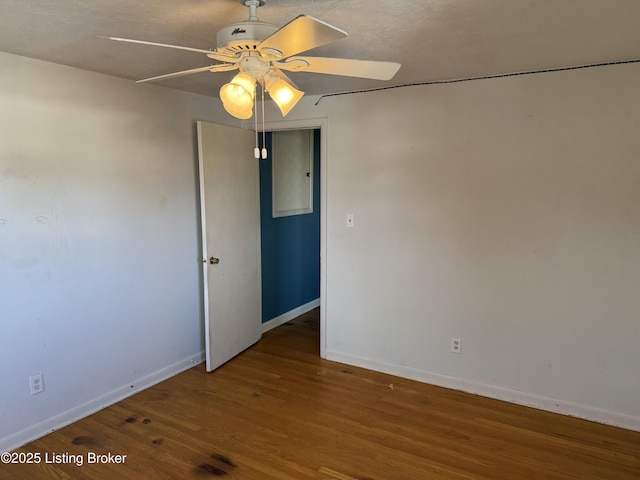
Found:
[262,298,320,334]
[325,349,640,432]
[1,352,205,453]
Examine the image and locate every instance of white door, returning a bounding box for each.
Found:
[197,121,261,372]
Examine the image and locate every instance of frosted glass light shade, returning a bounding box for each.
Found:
[220,72,256,119]
[265,76,304,117]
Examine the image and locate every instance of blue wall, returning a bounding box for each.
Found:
[259,129,321,323]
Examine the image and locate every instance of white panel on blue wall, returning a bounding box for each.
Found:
[272,129,313,218]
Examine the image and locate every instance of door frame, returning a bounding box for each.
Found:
[259,117,328,359]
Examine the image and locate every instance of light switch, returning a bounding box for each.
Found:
[346,213,354,227]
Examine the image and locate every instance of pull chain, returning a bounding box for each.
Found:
[261,84,267,159]
[253,84,260,159]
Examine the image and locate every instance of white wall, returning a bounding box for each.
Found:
[291,63,640,429]
[0,52,234,452]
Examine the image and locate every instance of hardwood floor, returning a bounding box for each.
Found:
[5,308,640,479]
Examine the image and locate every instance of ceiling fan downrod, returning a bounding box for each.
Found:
[241,0,266,21]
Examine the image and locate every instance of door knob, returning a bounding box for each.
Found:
[209,256,220,265]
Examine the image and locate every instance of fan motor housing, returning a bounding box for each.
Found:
[216,21,278,57]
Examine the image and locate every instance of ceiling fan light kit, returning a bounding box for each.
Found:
[104,0,400,119]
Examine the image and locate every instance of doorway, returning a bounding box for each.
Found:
[259,129,320,321]
[258,118,327,358]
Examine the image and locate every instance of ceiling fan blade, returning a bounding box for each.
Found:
[276,56,401,81]
[207,50,241,63]
[257,15,347,59]
[136,64,238,83]
[98,36,212,55]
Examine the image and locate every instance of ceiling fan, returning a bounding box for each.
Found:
[104,0,401,119]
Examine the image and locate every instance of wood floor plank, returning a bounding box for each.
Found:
[3,308,640,479]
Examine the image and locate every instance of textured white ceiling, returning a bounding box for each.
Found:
[1,0,640,98]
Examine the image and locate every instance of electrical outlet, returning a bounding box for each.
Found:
[29,373,44,395]
[450,337,462,354]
